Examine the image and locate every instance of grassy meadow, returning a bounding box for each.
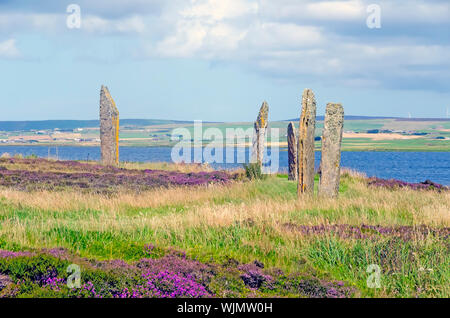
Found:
[0,158,448,298]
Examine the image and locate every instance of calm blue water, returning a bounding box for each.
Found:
[0,146,449,185]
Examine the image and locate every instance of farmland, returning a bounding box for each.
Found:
[1,117,449,151]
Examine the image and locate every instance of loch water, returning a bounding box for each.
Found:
[0,146,449,185]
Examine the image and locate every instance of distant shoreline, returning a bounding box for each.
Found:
[1,143,449,152]
[1,116,450,132]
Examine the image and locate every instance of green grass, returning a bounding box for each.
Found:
[0,161,449,297]
[308,237,449,297]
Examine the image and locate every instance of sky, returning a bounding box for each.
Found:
[0,0,449,122]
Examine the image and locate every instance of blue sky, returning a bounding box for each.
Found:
[0,0,449,121]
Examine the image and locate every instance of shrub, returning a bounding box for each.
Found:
[0,254,68,284]
[243,163,266,180]
[142,270,211,298]
[238,262,273,290]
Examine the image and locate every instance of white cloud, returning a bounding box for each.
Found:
[83,15,146,34]
[155,19,248,58]
[243,23,324,49]
[0,39,21,58]
[382,0,450,24]
[0,12,146,35]
[145,0,450,90]
[244,41,450,90]
[0,13,62,32]
[258,0,450,25]
[305,0,365,21]
[181,0,258,21]
[1,0,449,90]
[257,0,365,22]
[153,0,324,59]
[154,0,258,58]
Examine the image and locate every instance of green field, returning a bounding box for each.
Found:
[1,118,449,151]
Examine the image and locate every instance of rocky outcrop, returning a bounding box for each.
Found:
[100,85,119,166]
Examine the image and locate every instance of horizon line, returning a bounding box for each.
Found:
[1,115,450,124]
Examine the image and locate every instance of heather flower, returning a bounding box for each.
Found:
[295,278,355,298]
[238,262,274,289]
[42,277,66,291]
[144,244,155,256]
[368,177,448,192]
[136,255,215,286]
[73,281,103,298]
[43,248,71,260]
[114,271,212,298]
[141,270,211,298]
[0,246,362,298]
[0,250,34,258]
[0,158,234,193]
[240,271,273,289]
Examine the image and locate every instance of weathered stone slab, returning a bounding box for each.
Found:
[297,89,317,195]
[319,103,344,198]
[100,85,119,166]
[252,101,269,166]
[287,122,297,181]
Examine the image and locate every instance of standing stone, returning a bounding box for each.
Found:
[287,122,297,181]
[319,103,344,198]
[297,89,317,195]
[100,85,119,166]
[252,101,269,166]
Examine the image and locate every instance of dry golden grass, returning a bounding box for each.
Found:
[0,183,238,212]
[1,172,448,230]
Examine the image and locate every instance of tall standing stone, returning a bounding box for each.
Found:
[287,122,297,181]
[297,89,317,195]
[319,103,344,198]
[100,85,119,166]
[252,101,269,167]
